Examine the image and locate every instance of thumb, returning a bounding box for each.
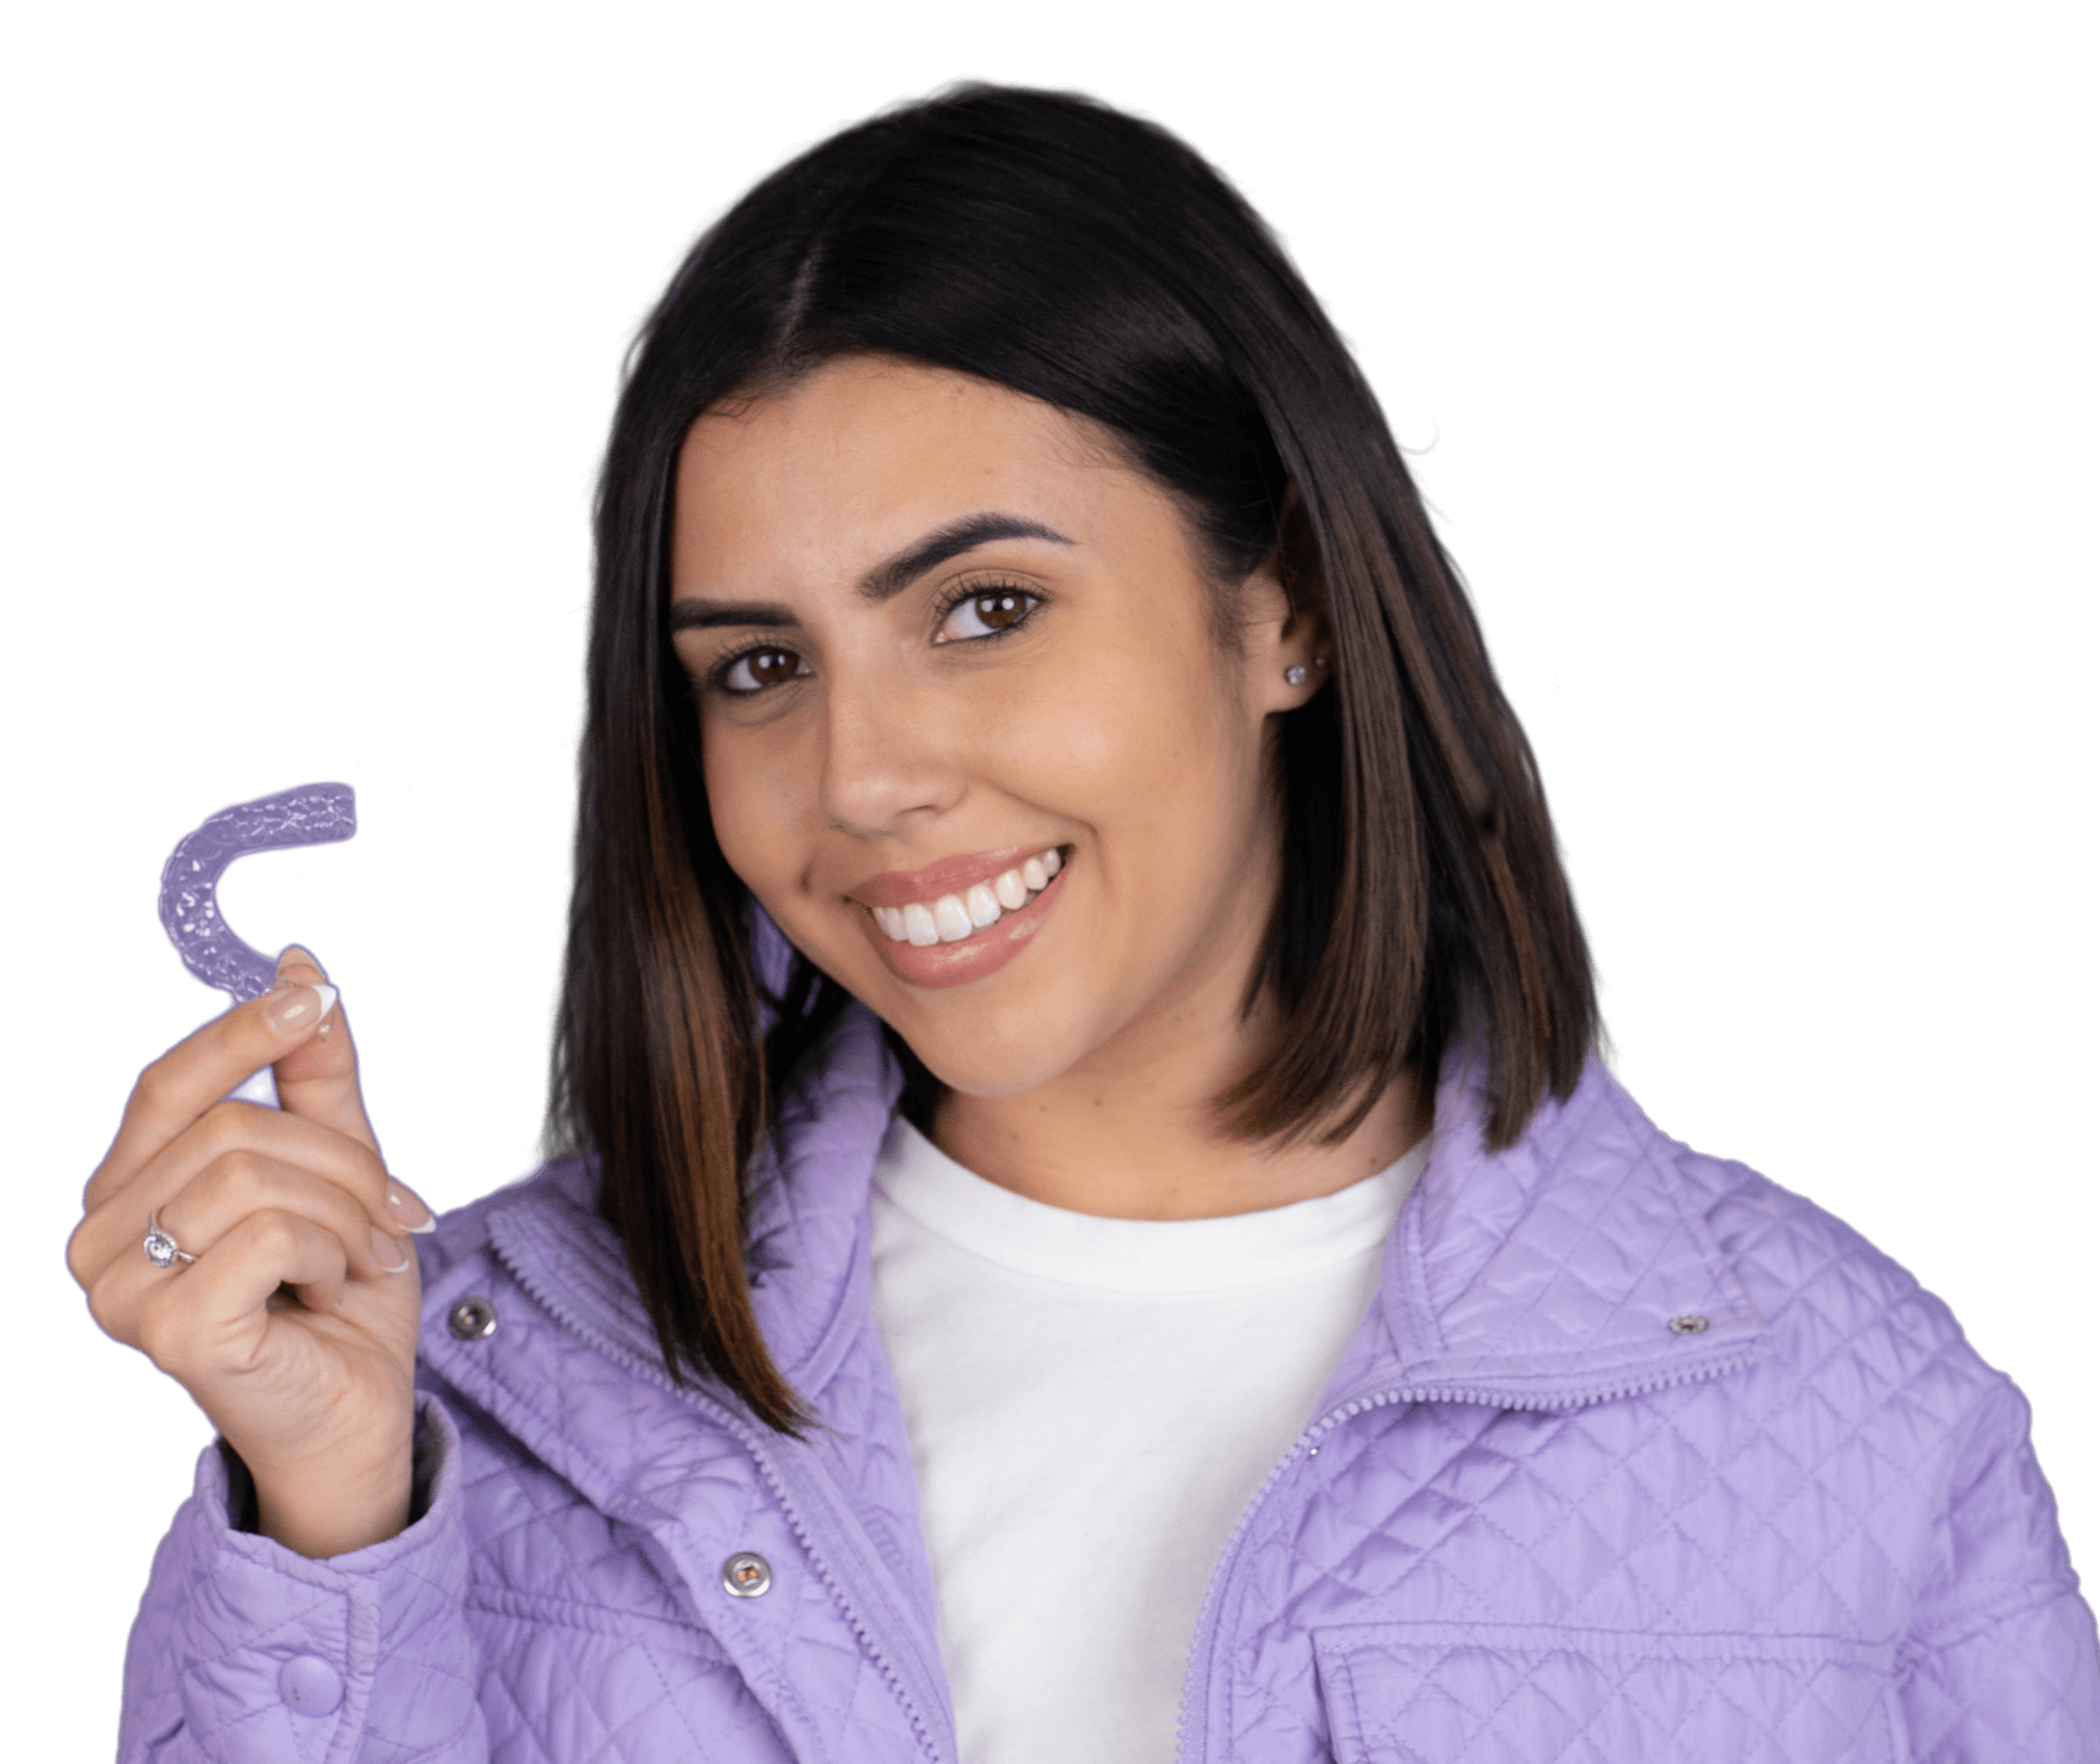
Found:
[268,945,383,1158]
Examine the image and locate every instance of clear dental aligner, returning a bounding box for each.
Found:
[875,848,1063,946]
[158,782,359,1002]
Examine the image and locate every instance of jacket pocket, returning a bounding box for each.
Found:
[1315,1621,1905,1762]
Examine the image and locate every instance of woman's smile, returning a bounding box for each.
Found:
[849,844,1072,987]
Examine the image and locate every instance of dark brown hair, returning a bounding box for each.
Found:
[546,84,1598,1431]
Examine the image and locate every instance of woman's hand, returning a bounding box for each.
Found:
[68,947,428,1559]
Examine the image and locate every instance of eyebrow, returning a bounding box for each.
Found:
[666,510,1074,634]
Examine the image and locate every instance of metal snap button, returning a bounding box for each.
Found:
[722,1551,772,1598]
[1668,1313,1710,1335]
[447,1296,498,1341]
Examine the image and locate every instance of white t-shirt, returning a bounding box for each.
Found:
[868,1117,1428,1764]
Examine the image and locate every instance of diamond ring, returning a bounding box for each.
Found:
[142,1210,196,1270]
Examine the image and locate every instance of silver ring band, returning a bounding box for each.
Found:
[143,1210,195,1270]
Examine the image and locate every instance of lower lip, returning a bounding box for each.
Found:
[859,861,1071,990]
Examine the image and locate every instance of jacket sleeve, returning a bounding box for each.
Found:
[1898,1374,2100,1762]
[119,1393,487,1764]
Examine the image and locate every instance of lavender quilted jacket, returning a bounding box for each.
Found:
[121,1005,2100,1761]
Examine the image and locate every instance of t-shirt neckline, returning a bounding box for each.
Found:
[872,1116,1429,1295]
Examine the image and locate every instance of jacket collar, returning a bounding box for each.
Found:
[1320,1041,1768,1414]
[481,1002,902,1405]
[484,1005,1766,1417]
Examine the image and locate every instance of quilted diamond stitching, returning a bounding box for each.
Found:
[120,1040,2098,1763]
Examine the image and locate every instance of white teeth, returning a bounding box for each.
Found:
[874,849,1066,949]
[932,895,974,942]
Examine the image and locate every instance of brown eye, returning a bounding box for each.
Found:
[937,588,1040,642]
[720,647,808,693]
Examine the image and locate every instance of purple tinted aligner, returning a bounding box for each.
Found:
[159,783,357,997]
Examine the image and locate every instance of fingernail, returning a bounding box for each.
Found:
[262,984,338,1036]
[370,1226,413,1273]
[387,1183,437,1234]
[275,945,326,984]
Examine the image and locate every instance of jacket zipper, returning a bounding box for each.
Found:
[1171,1349,1761,1764]
[491,1246,954,1764]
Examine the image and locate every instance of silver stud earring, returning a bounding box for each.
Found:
[1284,665,1308,686]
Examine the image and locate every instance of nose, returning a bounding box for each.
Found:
[817,663,963,838]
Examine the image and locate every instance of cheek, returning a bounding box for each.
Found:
[701,722,814,900]
[994,618,1237,833]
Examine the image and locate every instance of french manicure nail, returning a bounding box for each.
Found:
[370,1226,413,1273]
[387,1183,437,1235]
[262,984,338,1036]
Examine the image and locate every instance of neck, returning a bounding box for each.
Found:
[929,959,1430,1222]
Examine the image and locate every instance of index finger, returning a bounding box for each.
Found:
[86,967,345,1211]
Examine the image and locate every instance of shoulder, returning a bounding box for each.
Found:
[1629,1088,2019,1439]
[1548,1073,2055,1581]
[1466,1056,2023,1457]
[413,1150,600,1291]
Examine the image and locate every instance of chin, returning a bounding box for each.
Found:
[886,1010,1087,1102]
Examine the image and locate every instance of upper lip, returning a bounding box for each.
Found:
[847,846,1057,909]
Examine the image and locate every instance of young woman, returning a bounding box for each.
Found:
[75,85,2098,1763]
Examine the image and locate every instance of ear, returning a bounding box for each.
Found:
[1237,488,1333,717]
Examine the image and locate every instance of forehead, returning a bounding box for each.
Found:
[680,355,1116,494]
[671,357,1139,587]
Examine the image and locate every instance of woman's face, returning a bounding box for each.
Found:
[670,355,1319,1100]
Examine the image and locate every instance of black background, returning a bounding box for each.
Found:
[40,55,2074,1738]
